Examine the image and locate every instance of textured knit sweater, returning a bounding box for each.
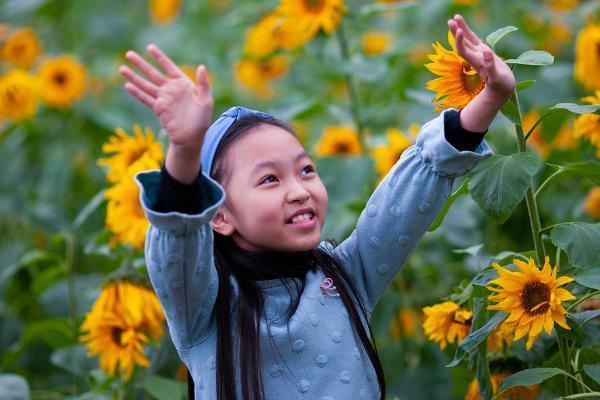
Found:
[134,109,493,400]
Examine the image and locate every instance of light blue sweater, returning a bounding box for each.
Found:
[134,110,493,399]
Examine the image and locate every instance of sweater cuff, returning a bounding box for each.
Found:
[154,163,204,214]
[444,109,487,152]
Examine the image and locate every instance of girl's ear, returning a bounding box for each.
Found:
[210,209,235,236]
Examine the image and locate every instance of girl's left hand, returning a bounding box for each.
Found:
[448,14,516,99]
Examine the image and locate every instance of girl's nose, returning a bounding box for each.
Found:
[287,184,310,203]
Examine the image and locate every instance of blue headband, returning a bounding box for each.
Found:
[200,106,274,176]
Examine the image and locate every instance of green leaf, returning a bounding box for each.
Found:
[574,268,600,290]
[500,99,521,125]
[468,153,543,223]
[446,310,506,367]
[50,344,97,377]
[516,80,536,92]
[73,189,106,230]
[551,102,600,115]
[551,223,600,269]
[505,50,554,66]
[471,267,499,287]
[0,374,30,400]
[358,1,417,16]
[571,310,600,326]
[485,26,518,49]
[498,368,566,393]
[142,375,186,400]
[343,55,387,82]
[583,364,600,385]
[559,161,600,185]
[428,179,469,232]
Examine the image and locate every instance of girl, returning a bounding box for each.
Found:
[121,14,515,400]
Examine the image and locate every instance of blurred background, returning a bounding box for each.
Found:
[1,0,599,399]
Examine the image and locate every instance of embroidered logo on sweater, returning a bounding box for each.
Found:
[320,277,340,297]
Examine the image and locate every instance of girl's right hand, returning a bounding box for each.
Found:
[119,44,213,150]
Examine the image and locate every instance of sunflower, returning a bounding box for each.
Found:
[243,13,281,59]
[538,21,572,56]
[573,91,600,156]
[104,160,159,251]
[235,55,289,98]
[361,31,392,56]
[546,0,579,12]
[80,281,165,380]
[149,0,181,25]
[1,28,42,69]
[97,124,165,184]
[425,31,485,111]
[390,307,419,339]
[277,0,346,42]
[422,301,473,350]
[0,70,39,122]
[584,187,600,219]
[371,126,415,180]
[315,125,362,156]
[37,55,87,108]
[453,0,479,5]
[487,257,575,350]
[574,23,600,91]
[465,371,540,400]
[487,325,513,352]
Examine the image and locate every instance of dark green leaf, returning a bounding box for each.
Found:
[73,189,106,230]
[505,50,554,66]
[551,223,600,269]
[471,267,499,287]
[142,375,186,400]
[316,156,374,205]
[559,161,600,186]
[485,26,518,49]
[500,99,521,125]
[498,368,566,393]
[516,80,536,92]
[583,364,600,385]
[551,102,600,115]
[571,310,600,326]
[468,153,543,223]
[556,314,586,342]
[50,344,97,377]
[446,311,506,367]
[428,179,469,232]
[574,268,600,290]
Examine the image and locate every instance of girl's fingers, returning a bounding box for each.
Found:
[147,44,184,79]
[125,50,167,86]
[482,50,496,82]
[454,14,482,44]
[119,65,159,98]
[455,30,479,65]
[124,82,155,109]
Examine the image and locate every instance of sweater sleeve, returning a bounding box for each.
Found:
[154,163,204,214]
[321,108,494,312]
[134,168,226,350]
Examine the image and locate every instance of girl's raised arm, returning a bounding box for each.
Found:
[122,46,226,352]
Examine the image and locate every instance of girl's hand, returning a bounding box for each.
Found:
[448,14,516,100]
[119,44,213,150]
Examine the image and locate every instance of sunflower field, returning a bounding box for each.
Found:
[1,0,600,399]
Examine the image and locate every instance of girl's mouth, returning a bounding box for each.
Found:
[287,212,316,229]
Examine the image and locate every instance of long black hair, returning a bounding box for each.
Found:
[187,114,386,400]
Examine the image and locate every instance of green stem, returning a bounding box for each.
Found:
[511,91,546,263]
[524,109,560,141]
[535,167,565,199]
[64,231,80,393]
[567,290,600,312]
[335,23,367,154]
[557,394,600,399]
[558,335,576,395]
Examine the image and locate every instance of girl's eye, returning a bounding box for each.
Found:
[301,165,316,175]
[260,175,278,185]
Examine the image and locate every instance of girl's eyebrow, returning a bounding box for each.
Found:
[250,151,311,177]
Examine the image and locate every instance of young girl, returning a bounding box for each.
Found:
[121,14,515,400]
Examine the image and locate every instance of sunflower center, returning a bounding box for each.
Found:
[111,327,124,347]
[521,280,551,315]
[334,142,351,154]
[53,72,67,86]
[461,63,484,95]
[302,0,325,12]
[12,44,25,56]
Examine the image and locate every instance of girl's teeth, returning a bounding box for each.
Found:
[292,213,312,223]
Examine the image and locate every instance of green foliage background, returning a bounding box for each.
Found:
[1,0,599,399]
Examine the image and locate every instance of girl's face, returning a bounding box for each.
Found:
[210,124,328,252]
